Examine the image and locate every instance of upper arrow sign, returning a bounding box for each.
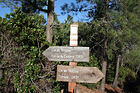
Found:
[43,46,89,62]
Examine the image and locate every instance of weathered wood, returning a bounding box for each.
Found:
[70,23,78,46]
[57,65,104,83]
[69,23,78,93]
[42,46,89,62]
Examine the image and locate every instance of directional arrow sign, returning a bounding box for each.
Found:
[56,65,104,83]
[43,46,89,62]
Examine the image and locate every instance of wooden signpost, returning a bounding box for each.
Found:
[68,23,78,93]
[43,46,89,62]
[57,65,104,83]
[43,23,104,93]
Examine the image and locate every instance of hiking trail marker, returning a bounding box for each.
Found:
[43,23,104,93]
[42,46,89,62]
[57,65,104,83]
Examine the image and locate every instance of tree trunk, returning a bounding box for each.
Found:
[0,64,2,78]
[136,64,140,75]
[100,60,107,93]
[46,0,54,44]
[112,54,122,88]
[45,1,54,92]
[100,39,108,93]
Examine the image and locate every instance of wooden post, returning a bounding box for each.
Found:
[61,89,64,93]
[68,23,78,93]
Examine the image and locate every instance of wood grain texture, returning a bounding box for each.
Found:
[42,46,89,62]
[69,23,78,93]
[57,65,104,83]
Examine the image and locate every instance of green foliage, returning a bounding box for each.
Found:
[75,0,140,89]
[0,0,48,13]
[123,47,140,70]
[0,0,17,8]
[106,65,115,83]
[0,0,140,92]
[51,79,61,93]
[53,15,73,46]
[0,7,48,93]
[119,66,137,81]
[78,55,100,68]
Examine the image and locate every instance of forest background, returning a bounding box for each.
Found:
[0,0,140,93]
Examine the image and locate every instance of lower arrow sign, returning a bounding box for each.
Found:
[56,65,104,83]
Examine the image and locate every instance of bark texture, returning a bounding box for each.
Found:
[46,0,54,44]
[100,60,107,93]
[100,38,108,93]
[112,54,122,88]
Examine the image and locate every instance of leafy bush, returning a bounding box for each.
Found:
[0,7,52,93]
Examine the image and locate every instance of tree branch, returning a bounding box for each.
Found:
[26,0,48,13]
[37,7,48,13]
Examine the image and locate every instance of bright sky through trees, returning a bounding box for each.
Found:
[0,0,87,23]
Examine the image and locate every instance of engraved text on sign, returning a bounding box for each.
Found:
[57,65,104,83]
[42,46,89,62]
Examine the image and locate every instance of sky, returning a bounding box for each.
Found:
[0,0,87,23]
